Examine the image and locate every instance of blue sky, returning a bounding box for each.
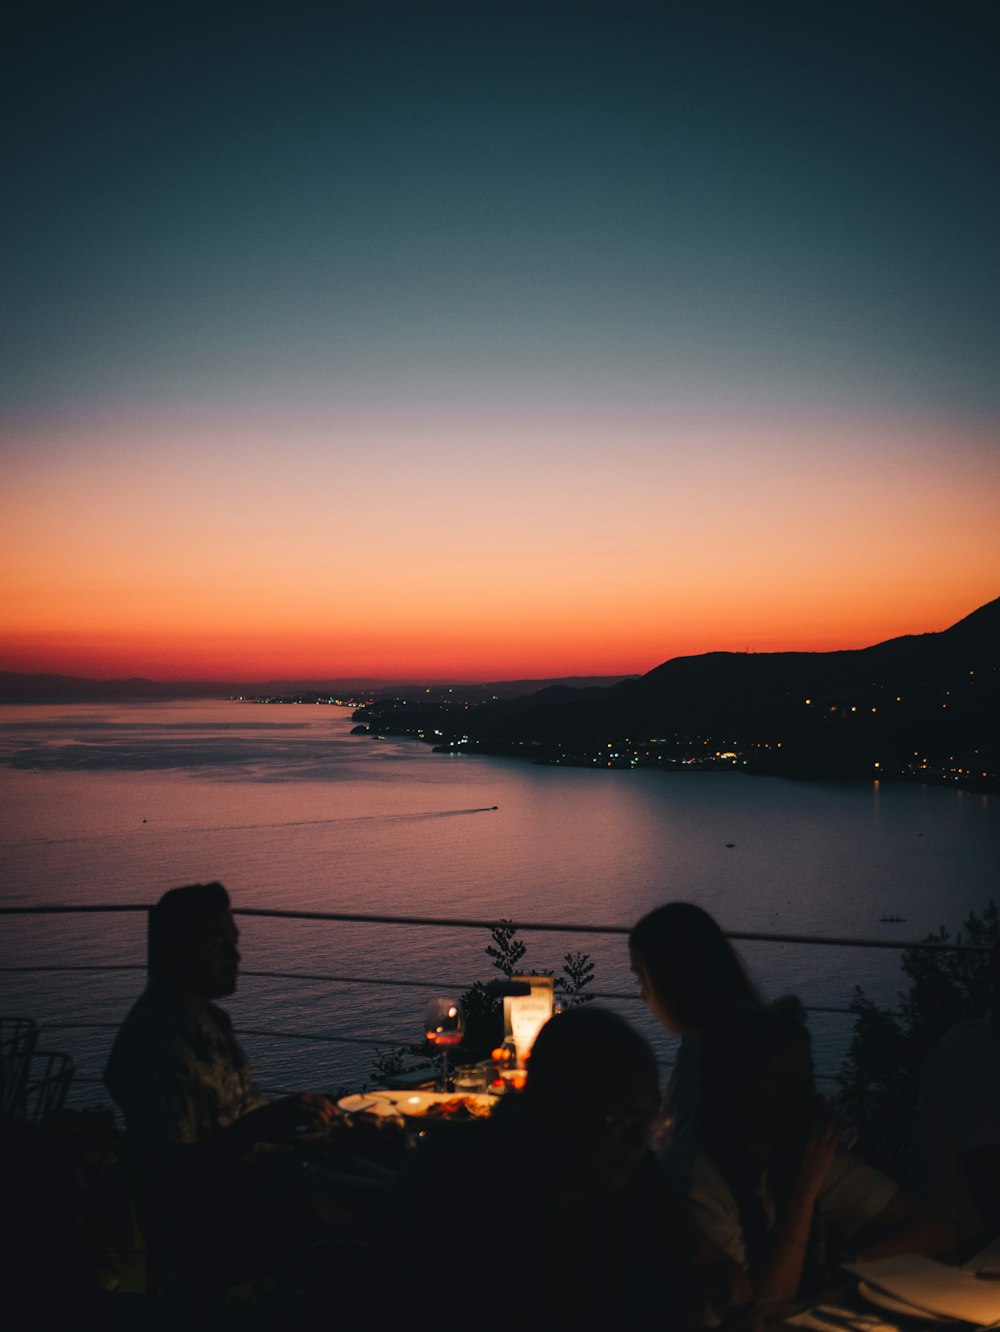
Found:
[5,0,997,417]
[2,1,998,679]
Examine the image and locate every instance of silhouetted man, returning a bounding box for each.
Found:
[104,882,342,1310]
[105,881,334,1152]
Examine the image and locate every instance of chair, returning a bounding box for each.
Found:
[21,1049,76,1123]
[0,1016,40,1119]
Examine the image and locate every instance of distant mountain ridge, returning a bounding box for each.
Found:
[2,599,996,785]
[0,670,632,705]
[356,597,1000,787]
[595,594,1000,735]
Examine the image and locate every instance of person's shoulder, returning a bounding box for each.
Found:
[824,1149,888,1188]
[657,1129,748,1265]
[818,1149,902,1242]
[925,1013,996,1071]
[948,1014,994,1047]
[105,987,188,1097]
[113,985,169,1039]
[110,985,200,1065]
[820,1149,899,1219]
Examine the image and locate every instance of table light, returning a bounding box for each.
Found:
[503,974,554,1066]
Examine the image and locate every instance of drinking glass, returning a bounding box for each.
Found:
[423,997,465,1091]
[453,1062,490,1095]
[496,1035,527,1092]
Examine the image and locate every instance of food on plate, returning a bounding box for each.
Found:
[422,1095,494,1119]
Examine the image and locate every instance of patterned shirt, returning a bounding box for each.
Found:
[104,980,268,1146]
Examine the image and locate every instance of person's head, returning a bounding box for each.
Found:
[523,1006,661,1192]
[628,902,760,1035]
[698,1004,814,1156]
[147,882,240,998]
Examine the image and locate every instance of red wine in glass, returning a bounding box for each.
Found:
[424,997,465,1091]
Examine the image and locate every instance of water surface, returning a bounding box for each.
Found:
[1,700,996,1096]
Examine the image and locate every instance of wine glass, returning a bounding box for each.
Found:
[423,997,465,1091]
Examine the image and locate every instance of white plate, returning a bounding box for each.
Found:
[337,1090,498,1120]
[857,1281,953,1323]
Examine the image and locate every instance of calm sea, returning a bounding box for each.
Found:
[1,700,997,1099]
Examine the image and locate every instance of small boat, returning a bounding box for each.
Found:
[879,914,906,923]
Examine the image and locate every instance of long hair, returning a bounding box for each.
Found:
[697,1005,813,1268]
[147,881,230,977]
[629,901,760,1032]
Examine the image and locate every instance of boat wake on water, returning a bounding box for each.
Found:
[24,805,501,847]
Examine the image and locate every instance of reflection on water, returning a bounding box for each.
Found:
[1,700,997,1097]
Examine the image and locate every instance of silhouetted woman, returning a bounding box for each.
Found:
[629,901,762,1138]
[660,1005,955,1303]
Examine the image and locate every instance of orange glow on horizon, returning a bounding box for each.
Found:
[3,405,998,683]
[2,588,992,683]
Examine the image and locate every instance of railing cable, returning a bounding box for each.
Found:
[0,902,988,953]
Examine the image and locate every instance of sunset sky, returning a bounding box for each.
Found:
[2,1,998,682]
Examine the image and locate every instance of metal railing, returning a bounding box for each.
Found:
[4,899,984,954]
[1,903,989,1066]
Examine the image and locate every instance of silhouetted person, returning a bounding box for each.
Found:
[629,901,762,1140]
[659,1005,956,1305]
[913,941,1000,1245]
[371,1006,729,1331]
[103,882,346,1312]
[105,882,334,1152]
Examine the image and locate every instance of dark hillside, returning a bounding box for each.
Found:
[358,597,1000,786]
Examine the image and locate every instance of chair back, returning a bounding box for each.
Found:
[0,1016,40,1118]
[22,1049,76,1123]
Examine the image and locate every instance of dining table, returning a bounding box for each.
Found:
[767,1240,1000,1332]
[335,1086,502,1129]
